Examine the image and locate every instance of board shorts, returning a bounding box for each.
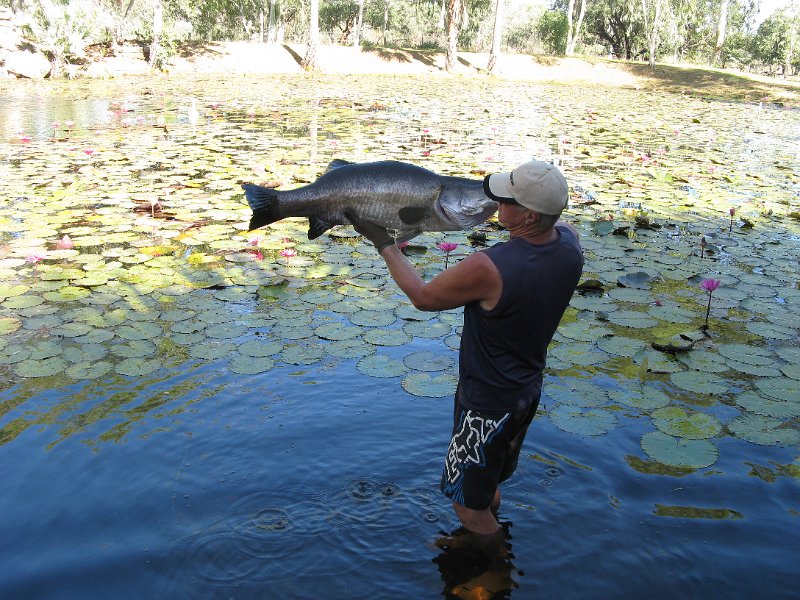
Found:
[440,387,540,510]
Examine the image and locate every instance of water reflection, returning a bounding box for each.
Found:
[434,520,518,599]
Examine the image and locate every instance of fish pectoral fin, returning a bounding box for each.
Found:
[308,217,334,240]
[395,229,421,244]
[323,159,353,173]
[398,206,429,225]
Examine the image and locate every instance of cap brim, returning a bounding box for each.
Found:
[483,173,516,203]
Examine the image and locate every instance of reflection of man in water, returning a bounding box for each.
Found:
[348,160,583,561]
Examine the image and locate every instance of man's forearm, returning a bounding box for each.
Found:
[378,245,428,309]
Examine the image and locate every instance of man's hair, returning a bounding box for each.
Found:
[534,212,560,231]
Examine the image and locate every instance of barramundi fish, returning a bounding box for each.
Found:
[242,159,498,243]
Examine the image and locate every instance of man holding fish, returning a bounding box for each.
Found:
[346,159,584,553]
[245,158,583,555]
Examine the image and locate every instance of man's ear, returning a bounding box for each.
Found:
[525,211,541,226]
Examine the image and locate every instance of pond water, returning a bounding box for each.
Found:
[1,74,799,599]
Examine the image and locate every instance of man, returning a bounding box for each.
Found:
[347,159,583,551]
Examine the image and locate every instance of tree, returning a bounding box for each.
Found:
[565,0,588,55]
[641,0,664,65]
[713,0,729,64]
[302,0,320,69]
[353,0,365,46]
[150,0,162,67]
[585,0,644,59]
[445,0,466,71]
[487,0,504,71]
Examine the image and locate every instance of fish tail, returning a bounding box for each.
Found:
[242,184,280,230]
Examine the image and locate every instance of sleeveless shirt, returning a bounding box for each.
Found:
[458,225,584,412]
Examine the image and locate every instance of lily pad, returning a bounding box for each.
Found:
[735,391,800,419]
[728,414,800,446]
[401,372,458,398]
[641,431,719,469]
[402,351,456,372]
[356,354,409,378]
[548,405,617,436]
[229,354,275,374]
[669,371,728,395]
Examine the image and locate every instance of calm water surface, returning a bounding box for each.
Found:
[0,74,798,599]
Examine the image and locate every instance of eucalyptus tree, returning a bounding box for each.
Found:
[487,0,504,71]
[565,0,588,54]
[641,0,664,64]
[302,0,320,68]
[445,0,466,70]
[713,0,729,64]
[751,4,800,74]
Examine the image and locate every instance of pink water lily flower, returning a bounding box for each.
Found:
[279,248,298,258]
[83,148,95,156]
[728,207,737,232]
[56,235,74,250]
[26,254,45,264]
[437,242,458,268]
[700,278,721,332]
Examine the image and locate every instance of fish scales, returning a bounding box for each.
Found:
[242,160,498,242]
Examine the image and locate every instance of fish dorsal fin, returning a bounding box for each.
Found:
[398,206,429,225]
[308,216,333,240]
[323,159,353,173]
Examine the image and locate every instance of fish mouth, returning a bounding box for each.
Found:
[439,197,499,229]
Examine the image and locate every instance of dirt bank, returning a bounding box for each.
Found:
[68,41,800,107]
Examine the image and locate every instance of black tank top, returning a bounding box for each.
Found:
[458,225,584,412]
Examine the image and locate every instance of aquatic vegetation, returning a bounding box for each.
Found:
[0,74,798,479]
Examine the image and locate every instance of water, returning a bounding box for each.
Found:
[1,75,799,599]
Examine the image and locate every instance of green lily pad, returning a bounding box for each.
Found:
[597,335,648,357]
[348,310,397,328]
[325,338,374,359]
[728,414,800,446]
[669,371,728,395]
[548,405,617,436]
[0,317,22,335]
[117,322,163,340]
[735,391,800,419]
[653,408,722,439]
[115,357,161,376]
[229,354,275,374]
[401,372,458,397]
[607,310,658,328]
[356,354,409,378]
[65,360,113,380]
[754,377,800,402]
[402,320,452,339]
[363,328,413,346]
[608,385,671,411]
[13,356,68,378]
[550,342,610,366]
[402,351,456,372]
[280,344,325,365]
[641,431,719,469]
[717,344,774,366]
[189,341,236,360]
[238,339,284,357]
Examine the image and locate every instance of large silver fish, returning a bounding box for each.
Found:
[242,159,498,243]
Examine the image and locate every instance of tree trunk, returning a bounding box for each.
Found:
[302,0,320,70]
[713,0,729,65]
[383,0,389,46]
[487,0,504,72]
[267,0,276,43]
[566,0,587,55]
[566,0,576,55]
[149,0,162,68]
[354,0,365,47]
[445,0,463,72]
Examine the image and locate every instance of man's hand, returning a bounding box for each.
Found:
[345,210,395,253]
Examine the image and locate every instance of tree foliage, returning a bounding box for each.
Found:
[2,0,794,75]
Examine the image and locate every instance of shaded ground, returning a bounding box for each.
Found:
[32,41,800,107]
